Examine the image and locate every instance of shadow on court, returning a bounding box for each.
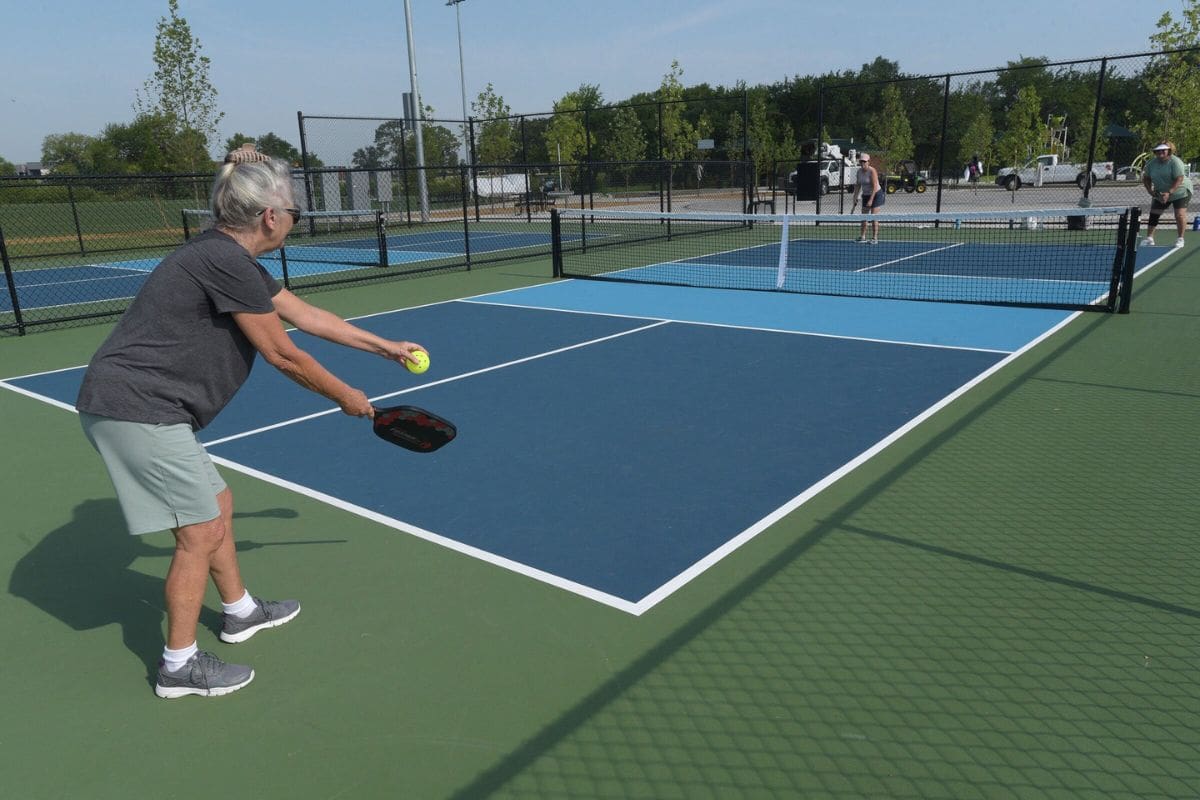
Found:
[7,499,308,678]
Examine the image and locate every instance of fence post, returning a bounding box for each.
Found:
[399,127,413,226]
[469,118,481,223]
[934,74,951,214]
[815,85,825,215]
[67,184,86,256]
[2,224,26,335]
[296,112,318,236]
[1082,57,1109,202]
[460,165,472,270]
[550,208,562,277]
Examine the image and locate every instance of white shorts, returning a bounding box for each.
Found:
[80,413,226,535]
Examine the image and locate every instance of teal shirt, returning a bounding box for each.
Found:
[1144,154,1192,201]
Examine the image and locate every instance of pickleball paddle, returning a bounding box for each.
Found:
[372,405,457,453]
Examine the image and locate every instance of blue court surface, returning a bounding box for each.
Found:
[4,276,1098,614]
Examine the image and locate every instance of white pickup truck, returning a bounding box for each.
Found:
[995,154,1114,190]
[789,145,860,195]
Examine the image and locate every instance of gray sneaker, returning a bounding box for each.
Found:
[220,597,301,643]
[155,651,254,699]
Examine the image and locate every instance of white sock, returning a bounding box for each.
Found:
[163,642,198,673]
[222,589,257,619]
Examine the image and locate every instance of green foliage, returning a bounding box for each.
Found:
[600,106,648,186]
[869,84,914,163]
[997,86,1044,167]
[0,156,15,176]
[472,84,516,167]
[353,120,458,171]
[134,0,223,170]
[41,133,99,174]
[657,61,697,161]
[958,111,995,170]
[1139,3,1200,157]
[544,85,602,164]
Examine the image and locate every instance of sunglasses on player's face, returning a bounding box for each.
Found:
[258,206,302,223]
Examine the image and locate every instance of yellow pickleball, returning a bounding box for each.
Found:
[406,349,430,374]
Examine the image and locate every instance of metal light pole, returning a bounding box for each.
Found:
[446,0,470,167]
[402,0,430,221]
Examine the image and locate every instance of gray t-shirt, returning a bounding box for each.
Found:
[76,229,282,430]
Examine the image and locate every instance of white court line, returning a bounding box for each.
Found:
[853,242,966,272]
[200,319,671,447]
[627,304,1085,615]
[207,454,642,614]
[462,297,1012,354]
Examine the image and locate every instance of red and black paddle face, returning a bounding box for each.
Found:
[372,405,457,453]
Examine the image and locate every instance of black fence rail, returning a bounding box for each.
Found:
[0,160,750,335]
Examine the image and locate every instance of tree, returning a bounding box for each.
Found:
[996,85,1044,168]
[1139,3,1200,158]
[544,84,601,165]
[135,0,223,170]
[745,92,776,184]
[600,105,647,186]
[869,83,914,163]
[658,60,697,162]
[0,155,14,176]
[41,133,99,174]
[958,110,995,173]
[472,84,516,168]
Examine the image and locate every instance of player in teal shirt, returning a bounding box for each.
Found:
[1141,140,1193,249]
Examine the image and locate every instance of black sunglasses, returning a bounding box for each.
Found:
[258,207,302,223]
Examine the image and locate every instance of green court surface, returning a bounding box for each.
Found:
[2,245,1198,799]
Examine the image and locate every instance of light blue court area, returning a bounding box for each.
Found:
[482,279,1075,352]
[4,285,1063,613]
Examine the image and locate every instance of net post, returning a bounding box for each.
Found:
[1118,207,1139,314]
[1107,210,1129,311]
[376,210,388,268]
[181,209,192,241]
[551,209,563,278]
[0,224,26,335]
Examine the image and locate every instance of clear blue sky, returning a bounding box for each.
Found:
[0,0,1176,164]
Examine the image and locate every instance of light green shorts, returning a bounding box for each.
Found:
[80,412,227,535]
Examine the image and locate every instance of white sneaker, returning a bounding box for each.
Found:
[1140,236,1155,247]
[856,235,867,243]
[1175,237,1186,248]
[870,238,879,245]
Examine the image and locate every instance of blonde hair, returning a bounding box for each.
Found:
[210,158,295,231]
[1156,140,1176,153]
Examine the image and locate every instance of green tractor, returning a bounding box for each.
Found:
[884,160,928,194]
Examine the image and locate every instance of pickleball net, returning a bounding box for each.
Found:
[552,206,1140,311]
[183,208,389,269]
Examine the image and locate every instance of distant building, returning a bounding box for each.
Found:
[17,162,48,176]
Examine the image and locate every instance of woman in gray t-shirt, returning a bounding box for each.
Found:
[77,148,427,699]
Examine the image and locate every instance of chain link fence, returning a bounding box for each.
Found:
[772,48,1199,215]
[6,48,1197,333]
[1,159,749,335]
